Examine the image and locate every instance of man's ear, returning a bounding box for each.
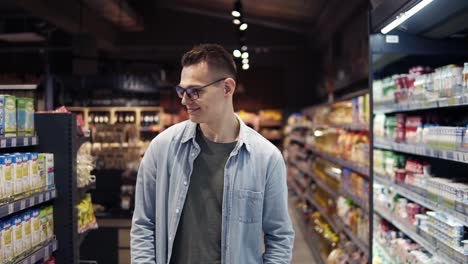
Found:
[224,78,236,96]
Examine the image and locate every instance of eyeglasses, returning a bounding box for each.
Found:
[175,77,227,100]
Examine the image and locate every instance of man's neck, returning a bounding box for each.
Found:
[199,113,239,143]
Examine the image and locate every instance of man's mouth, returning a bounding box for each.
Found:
[187,107,200,114]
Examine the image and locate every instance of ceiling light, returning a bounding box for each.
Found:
[314,130,324,137]
[381,0,434,34]
[241,52,249,59]
[241,45,248,51]
[233,19,241,25]
[242,64,249,70]
[231,10,241,17]
[233,49,241,58]
[239,23,248,31]
[242,58,249,64]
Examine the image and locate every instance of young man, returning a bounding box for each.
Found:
[131,44,294,264]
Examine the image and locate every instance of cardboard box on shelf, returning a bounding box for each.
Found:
[4,95,16,135]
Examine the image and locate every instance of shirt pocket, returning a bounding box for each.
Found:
[237,189,263,223]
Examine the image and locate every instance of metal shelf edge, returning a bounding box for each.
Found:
[0,188,57,218]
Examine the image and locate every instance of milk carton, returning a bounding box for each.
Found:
[4,95,16,135]
[27,153,39,191]
[13,215,23,255]
[31,209,40,247]
[12,154,23,196]
[2,219,13,262]
[22,154,30,194]
[22,211,32,253]
[17,98,34,135]
[0,95,5,135]
[1,155,13,198]
[38,154,46,189]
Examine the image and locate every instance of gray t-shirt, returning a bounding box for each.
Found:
[170,127,236,264]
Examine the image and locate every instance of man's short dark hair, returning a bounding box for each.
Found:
[181,44,237,81]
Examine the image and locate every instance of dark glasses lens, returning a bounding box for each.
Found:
[175,86,199,100]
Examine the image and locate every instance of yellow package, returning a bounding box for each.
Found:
[13,215,23,256]
[2,220,13,262]
[22,212,32,253]
[31,209,41,247]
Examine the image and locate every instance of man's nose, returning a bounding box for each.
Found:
[181,92,191,106]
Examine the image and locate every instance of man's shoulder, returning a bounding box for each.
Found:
[243,126,282,159]
[151,120,190,146]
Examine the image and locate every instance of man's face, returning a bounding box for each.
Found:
[179,62,227,124]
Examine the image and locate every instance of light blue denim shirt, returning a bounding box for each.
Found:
[131,116,294,264]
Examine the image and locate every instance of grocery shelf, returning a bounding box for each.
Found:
[306,145,370,177]
[0,135,38,148]
[0,84,37,90]
[374,207,464,264]
[374,138,468,164]
[291,203,326,264]
[289,135,306,145]
[374,95,468,113]
[305,195,341,233]
[312,123,369,132]
[289,123,312,131]
[0,187,56,218]
[374,174,468,226]
[292,162,339,199]
[14,238,58,264]
[340,187,369,212]
[335,218,369,257]
[373,239,396,264]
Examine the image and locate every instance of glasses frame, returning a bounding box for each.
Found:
[175,77,227,100]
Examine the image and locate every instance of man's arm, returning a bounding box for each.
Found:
[131,145,157,263]
[262,154,295,263]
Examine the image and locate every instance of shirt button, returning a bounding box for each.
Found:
[176,209,180,214]
[169,236,172,241]
[183,181,187,186]
[191,152,195,157]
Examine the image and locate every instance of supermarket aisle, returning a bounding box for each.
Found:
[289,206,318,264]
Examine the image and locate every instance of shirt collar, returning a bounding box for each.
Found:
[181,114,251,153]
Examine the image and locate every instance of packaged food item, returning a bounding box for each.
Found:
[0,220,3,264]
[22,153,30,194]
[46,206,54,240]
[3,219,13,262]
[28,153,39,191]
[463,62,468,92]
[1,155,13,198]
[4,95,16,135]
[38,154,47,189]
[0,96,4,135]
[13,215,23,256]
[22,211,32,253]
[45,154,54,187]
[39,207,48,243]
[12,154,23,196]
[31,209,41,247]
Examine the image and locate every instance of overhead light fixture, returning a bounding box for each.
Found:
[233,19,241,25]
[241,45,248,51]
[242,58,249,64]
[233,49,241,58]
[241,52,249,59]
[380,0,434,34]
[242,64,249,70]
[231,10,241,17]
[239,23,248,31]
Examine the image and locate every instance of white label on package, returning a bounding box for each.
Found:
[11,138,16,147]
[29,197,35,206]
[45,192,50,201]
[32,137,37,145]
[8,203,14,214]
[38,194,43,204]
[23,137,28,146]
[1,139,6,148]
[20,200,25,210]
[385,35,399,43]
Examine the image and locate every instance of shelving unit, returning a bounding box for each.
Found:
[35,113,97,264]
[374,139,468,164]
[374,206,464,264]
[374,174,468,225]
[0,188,56,218]
[306,146,369,177]
[0,135,38,148]
[370,1,468,263]
[14,238,58,264]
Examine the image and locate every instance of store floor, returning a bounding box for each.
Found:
[289,204,317,264]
